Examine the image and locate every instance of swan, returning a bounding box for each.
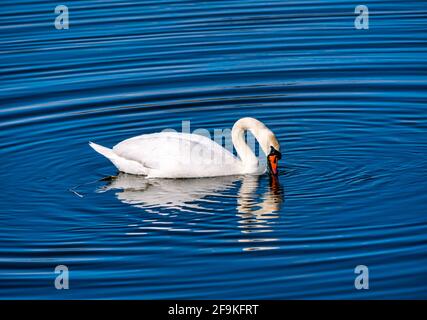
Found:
[89,117,281,178]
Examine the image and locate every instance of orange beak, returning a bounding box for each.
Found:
[268,154,279,176]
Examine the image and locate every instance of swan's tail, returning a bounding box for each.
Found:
[89,142,116,160]
[89,142,147,175]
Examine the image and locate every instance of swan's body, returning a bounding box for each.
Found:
[89,117,280,178]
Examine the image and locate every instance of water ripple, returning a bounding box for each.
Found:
[0,0,426,299]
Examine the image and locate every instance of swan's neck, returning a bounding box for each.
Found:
[232,118,272,171]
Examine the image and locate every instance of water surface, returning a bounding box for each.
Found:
[1,0,427,299]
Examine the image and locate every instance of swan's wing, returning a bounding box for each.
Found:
[113,132,241,177]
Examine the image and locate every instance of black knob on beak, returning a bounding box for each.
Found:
[269,146,281,159]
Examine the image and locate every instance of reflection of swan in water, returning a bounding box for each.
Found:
[98,173,239,211]
[236,175,283,251]
[237,175,282,215]
[99,173,283,251]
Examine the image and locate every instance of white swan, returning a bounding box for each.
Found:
[89,117,281,178]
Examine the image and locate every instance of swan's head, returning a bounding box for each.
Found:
[232,117,282,175]
[255,123,281,176]
[259,130,281,176]
[267,145,281,176]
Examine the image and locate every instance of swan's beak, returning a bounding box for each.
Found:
[267,146,282,176]
[268,154,279,175]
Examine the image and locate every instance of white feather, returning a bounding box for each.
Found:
[89,118,279,178]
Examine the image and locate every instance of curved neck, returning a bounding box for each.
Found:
[231,118,271,168]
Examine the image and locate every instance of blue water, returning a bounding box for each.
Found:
[1,0,427,299]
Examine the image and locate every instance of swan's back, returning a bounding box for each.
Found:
[113,132,241,178]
